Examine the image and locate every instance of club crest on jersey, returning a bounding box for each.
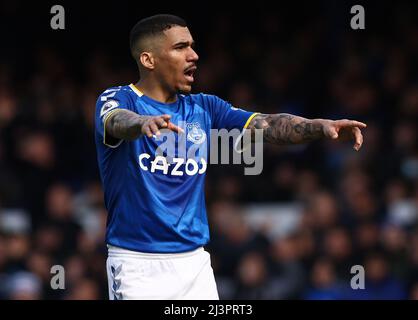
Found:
[186,122,206,145]
[100,100,119,118]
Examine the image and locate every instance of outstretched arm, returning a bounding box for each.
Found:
[105,109,183,141]
[247,113,367,151]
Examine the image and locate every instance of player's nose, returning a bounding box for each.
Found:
[188,48,199,62]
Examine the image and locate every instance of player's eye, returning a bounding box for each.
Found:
[174,42,193,50]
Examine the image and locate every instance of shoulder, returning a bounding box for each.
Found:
[95,85,134,119]
[183,93,223,107]
[97,85,133,103]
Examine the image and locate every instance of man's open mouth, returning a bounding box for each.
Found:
[184,66,197,82]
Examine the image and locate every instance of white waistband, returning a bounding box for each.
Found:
[107,245,204,259]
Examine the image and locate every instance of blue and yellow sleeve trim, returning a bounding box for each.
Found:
[243,112,259,129]
[103,108,123,148]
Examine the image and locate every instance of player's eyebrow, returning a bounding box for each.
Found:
[172,40,195,48]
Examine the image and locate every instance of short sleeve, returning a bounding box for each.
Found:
[95,87,133,148]
[200,94,258,131]
[195,94,258,153]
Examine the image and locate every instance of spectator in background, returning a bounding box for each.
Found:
[233,252,271,299]
[304,257,345,300]
[6,271,42,300]
[268,235,306,299]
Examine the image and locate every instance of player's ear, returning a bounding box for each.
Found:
[139,52,155,70]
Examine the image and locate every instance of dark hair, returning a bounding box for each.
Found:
[129,14,187,59]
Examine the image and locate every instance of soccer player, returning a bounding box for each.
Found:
[94,14,366,300]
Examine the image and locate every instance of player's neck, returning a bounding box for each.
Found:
[134,80,177,104]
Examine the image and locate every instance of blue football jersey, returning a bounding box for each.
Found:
[95,84,257,253]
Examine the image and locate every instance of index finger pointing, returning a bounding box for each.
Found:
[160,114,172,121]
[167,122,184,134]
[350,120,367,128]
[338,120,367,128]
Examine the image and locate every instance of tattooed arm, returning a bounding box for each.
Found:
[105,109,183,143]
[247,113,367,150]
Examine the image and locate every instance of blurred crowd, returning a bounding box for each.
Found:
[0,3,418,299]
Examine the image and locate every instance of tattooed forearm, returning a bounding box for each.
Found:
[105,109,149,140]
[248,113,325,144]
